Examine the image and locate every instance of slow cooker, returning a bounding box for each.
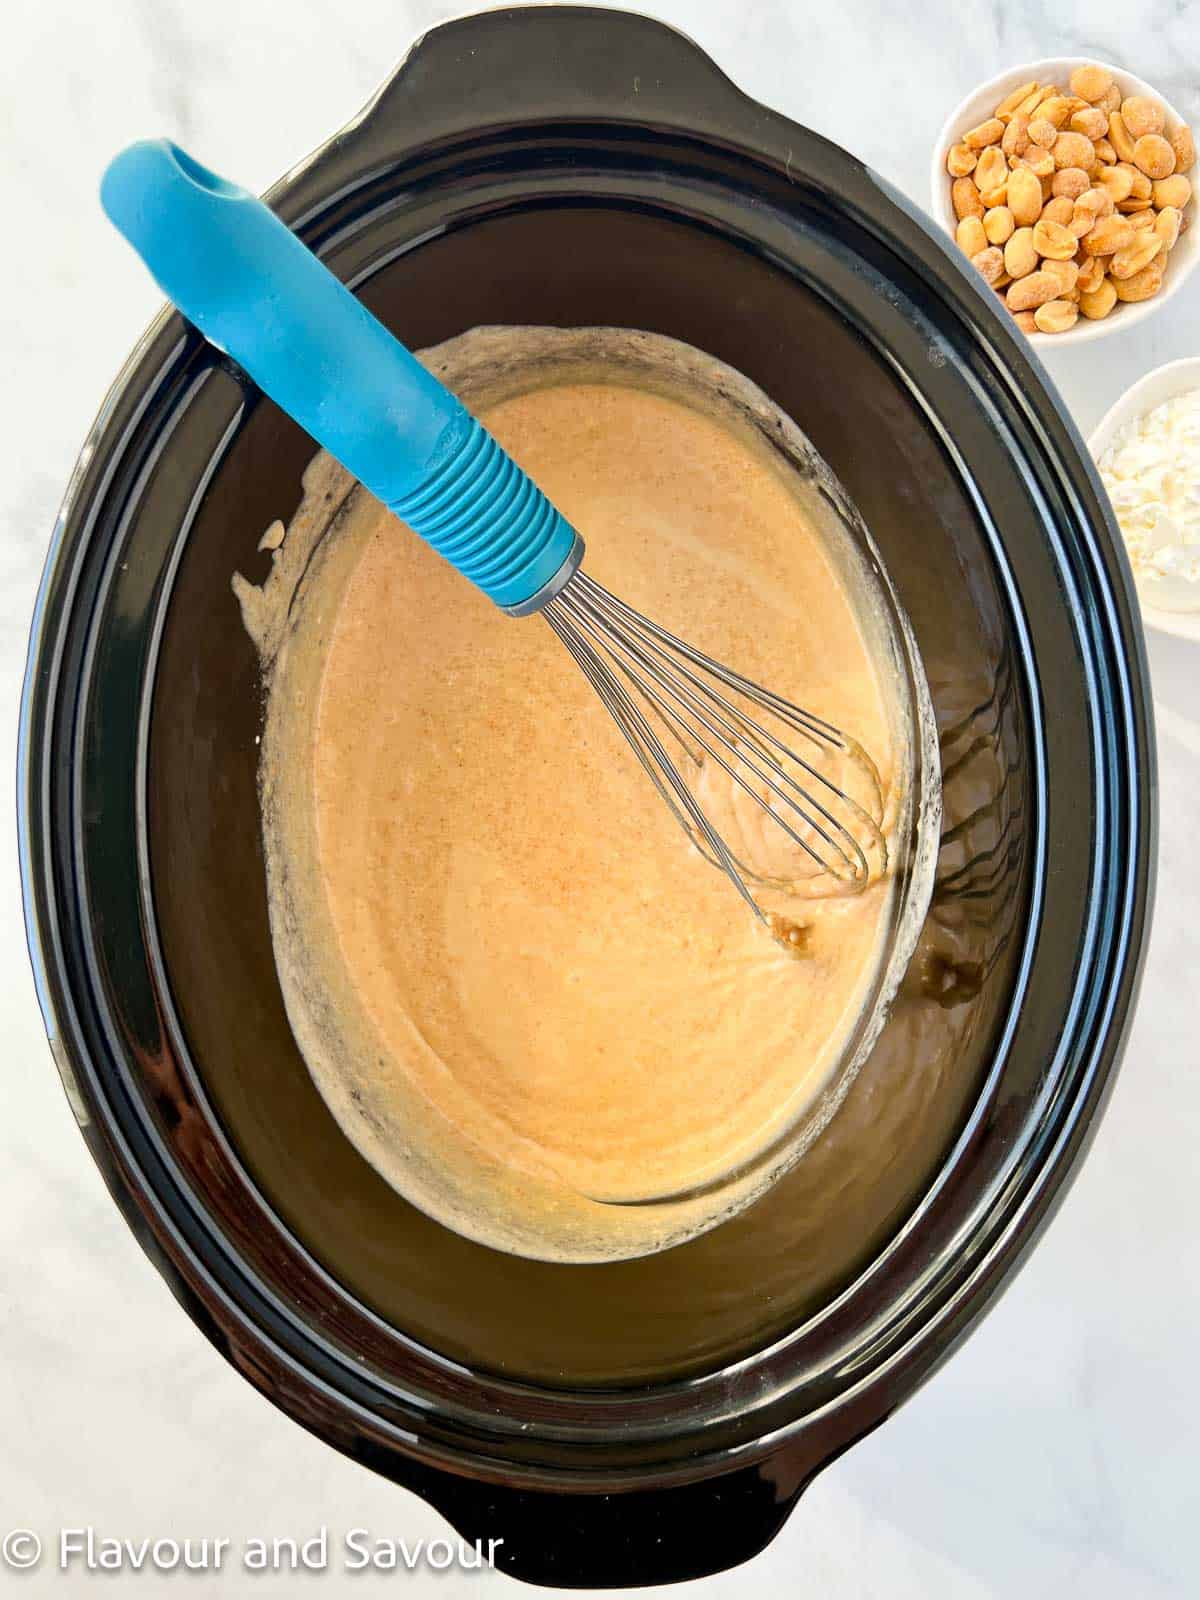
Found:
[19,7,1154,1587]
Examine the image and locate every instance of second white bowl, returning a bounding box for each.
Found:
[1089,357,1200,642]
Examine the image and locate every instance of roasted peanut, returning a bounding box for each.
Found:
[1113,259,1164,300]
[1083,216,1135,254]
[1155,205,1183,250]
[1110,234,1164,278]
[996,80,1040,120]
[1121,96,1165,139]
[947,142,978,177]
[984,204,1016,244]
[1034,298,1079,333]
[1152,174,1192,210]
[1133,134,1176,180]
[1053,131,1096,170]
[1039,95,1075,129]
[974,146,1009,193]
[1070,107,1108,142]
[964,117,1005,149]
[1006,270,1062,311]
[1002,112,1031,157]
[1042,258,1079,295]
[1094,138,1117,164]
[1012,309,1039,333]
[1052,166,1091,199]
[956,215,988,255]
[1069,211,1097,240]
[1070,188,1110,236]
[1039,195,1074,227]
[1070,64,1112,103]
[1080,184,1114,217]
[1028,118,1058,149]
[1033,217,1079,259]
[1013,148,1054,178]
[1003,226,1039,278]
[1076,255,1106,293]
[1123,165,1153,199]
[1108,112,1137,163]
[1096,164,1135,202]
[1127,209,1157,231]
[1171,124,1196,173]
[1117,197,1155,213]
[1079,277,1119,318]
[972,246,1006,285]
[1007,165,1044,225]
[952,176,985,220]
[1019,86,1057,119]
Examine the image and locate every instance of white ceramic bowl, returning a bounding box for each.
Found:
[1090,357,1200,641]
[930,58,1197,347]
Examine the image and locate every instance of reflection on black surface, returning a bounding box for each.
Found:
[921,645,1026,1008]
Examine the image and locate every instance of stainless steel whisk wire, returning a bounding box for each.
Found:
[543,569,888,921]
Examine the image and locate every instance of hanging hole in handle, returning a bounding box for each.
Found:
[164,141,242,198]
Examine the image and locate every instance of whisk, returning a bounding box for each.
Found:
[102,141,887,919]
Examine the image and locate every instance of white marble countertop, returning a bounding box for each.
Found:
[2,2,1197,1595]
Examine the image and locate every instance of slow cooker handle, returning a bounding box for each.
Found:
[392,1439,828,1588]
[265,5,787,233]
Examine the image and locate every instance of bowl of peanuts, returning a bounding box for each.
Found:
[931,59,1195,341]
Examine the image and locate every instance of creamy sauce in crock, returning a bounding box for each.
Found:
[236,328,928,1262]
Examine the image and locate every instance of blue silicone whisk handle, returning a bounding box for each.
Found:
[100,140,582,613]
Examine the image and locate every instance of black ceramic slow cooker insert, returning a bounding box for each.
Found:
[19,7,1154,1588]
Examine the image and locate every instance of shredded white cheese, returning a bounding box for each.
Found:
[1098,388,1200,614]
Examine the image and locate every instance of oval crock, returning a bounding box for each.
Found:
[18,6,1154,1587]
